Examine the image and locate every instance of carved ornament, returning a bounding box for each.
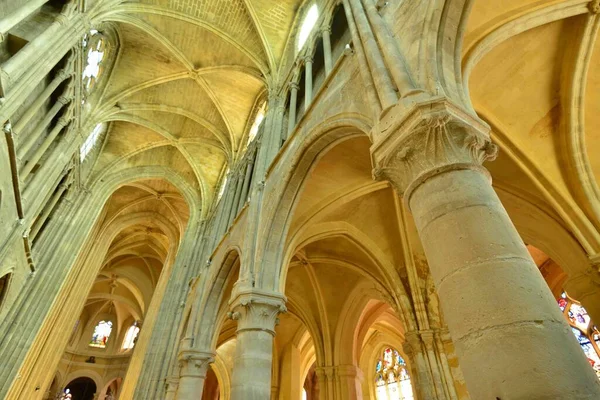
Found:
[371,98,497,205]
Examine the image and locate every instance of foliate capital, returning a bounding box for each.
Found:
[371,98,497,203]
[177,350,214,378]
[589,0,600,14]
[229,289,287,335]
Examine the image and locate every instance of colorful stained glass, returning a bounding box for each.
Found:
[558,292,600,379]
[89,320,112,348]
[375,347,414,400]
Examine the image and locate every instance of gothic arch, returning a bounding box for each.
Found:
[253,113,372,290]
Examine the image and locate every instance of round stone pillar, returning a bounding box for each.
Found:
[228,290,286,400]
[372,100,600,399]
[176,351,214,400]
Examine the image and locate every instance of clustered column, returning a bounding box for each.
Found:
[228,290,286,400]
[304,56,313,109]
[372,100,600,399]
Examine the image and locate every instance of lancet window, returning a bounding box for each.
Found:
[558,292,600,378]
[298,4,319,51]
[375,347,414,400]
[248,101,266,144]
[89,320,113,348]
[122,322,140,350]
[82,29,106,99]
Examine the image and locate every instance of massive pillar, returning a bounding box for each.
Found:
[372,99,600,399]
[175,351,214,400]
[229,290,286,400]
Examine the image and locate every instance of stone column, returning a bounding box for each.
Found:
[13,68,72,134]
[21,115,71,180]
[0,0,49,41]
[164,377,179,400]
[304,57,313,110]
[321,27,333,75]
[286,83,299,137]
[432,330,458,400]
[420,331,448,400]
[314,367,334,400]
[334,365,363,399]
[372,99,600,399]
[404,332,436,400]
[228,290,286,400]
[175,351,214,400]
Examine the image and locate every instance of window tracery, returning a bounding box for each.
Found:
[89,320,112,348]
[298,4,319,51]
[375,347,414,400]
[81,29,106,100]
[122,322,140,350]
[558,292,600,378]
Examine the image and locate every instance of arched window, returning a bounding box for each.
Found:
[302,388,308,400]
[122,322,140,350]
[82,29,106,99]
[375,347,414,400]
[558,292,600,378]
[217,169,229,201]
[80,123,104,161]
[298,4,319,51]
[89,320,113,348]
[248,101,266,144]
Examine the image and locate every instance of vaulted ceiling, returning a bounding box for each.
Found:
[85,0,309,213]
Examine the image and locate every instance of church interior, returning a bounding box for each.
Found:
[2,0,600,399]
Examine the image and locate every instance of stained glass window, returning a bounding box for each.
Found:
[298,4,319,51]
[89,320,112,348]
[122,322,140,350]
[375,347,414,400]
[558,292,600,378]
[80,123,104,161]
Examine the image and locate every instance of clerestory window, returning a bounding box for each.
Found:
[298,4,319,52]
[375,347,414,400]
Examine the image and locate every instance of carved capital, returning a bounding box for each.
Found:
[403,331,424,355]
[419,330,436,350]
[371,98,497,204]
[177,350,214,378]
[165,377,179,393]
[229,290,286,335]
[589,0,600,14]
[289,82,300,91]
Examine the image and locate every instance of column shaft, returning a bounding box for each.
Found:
[322,28,333,75]
[229,291,286,400]
[21,116,70,180]
[410,168,600,399]
[404,333,436,400]
[344,0,397,109]
[176,353,213,400]
[13,69,70,134]
[304,58,313,110]
[287,84,299,137]
[30,183,68,240]
[17,97,68,159]
[0,0,49,38]
[372,101,600,399]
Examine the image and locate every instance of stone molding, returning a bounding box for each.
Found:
[228,289,286,335]
[371,98,497,204]
[177,350,214,378]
